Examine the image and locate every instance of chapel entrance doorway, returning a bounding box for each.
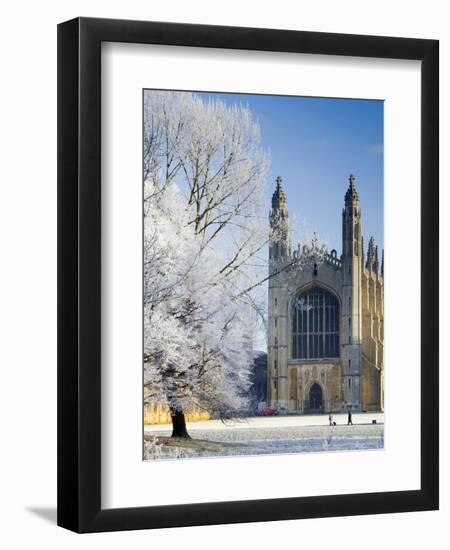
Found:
[309,383,323,410]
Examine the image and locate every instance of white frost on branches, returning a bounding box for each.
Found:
[144,181,256,416]
[143,91,270,418]
[143,90,328,420]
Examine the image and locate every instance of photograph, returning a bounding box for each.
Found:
[142,90,385,460]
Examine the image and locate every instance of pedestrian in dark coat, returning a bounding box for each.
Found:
[347,410,353,425]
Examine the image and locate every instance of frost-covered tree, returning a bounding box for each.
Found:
[143,91,327,438]
[144,182,254,437]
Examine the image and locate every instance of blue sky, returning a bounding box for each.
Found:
[194,92,384,254]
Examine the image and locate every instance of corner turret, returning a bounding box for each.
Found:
[341,174,363,410]
[269,176,291,261]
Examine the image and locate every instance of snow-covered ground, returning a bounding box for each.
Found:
[144,413,384,460]
[145,412,384,433]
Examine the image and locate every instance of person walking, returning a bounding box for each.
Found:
[347,404,353,426]
[329,413,333,426]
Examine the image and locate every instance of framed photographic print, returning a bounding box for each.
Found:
[57,17,439,533]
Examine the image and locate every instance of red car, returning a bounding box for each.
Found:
[261,407,279,416]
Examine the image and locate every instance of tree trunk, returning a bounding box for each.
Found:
[170,409,191,438]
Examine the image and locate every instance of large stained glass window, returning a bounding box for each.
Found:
[292,287,340,359]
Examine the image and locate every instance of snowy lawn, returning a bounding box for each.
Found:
[144,413,384,460]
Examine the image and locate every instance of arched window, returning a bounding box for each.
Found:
[292,287,340,359]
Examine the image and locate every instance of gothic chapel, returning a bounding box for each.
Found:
[267,175,384,414]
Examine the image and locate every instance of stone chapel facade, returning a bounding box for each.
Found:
[267,175,384,414]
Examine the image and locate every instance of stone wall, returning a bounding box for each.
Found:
[144,403,210,425]
[361,268,384,411]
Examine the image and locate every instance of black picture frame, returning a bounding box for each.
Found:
[57,17,439,533]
